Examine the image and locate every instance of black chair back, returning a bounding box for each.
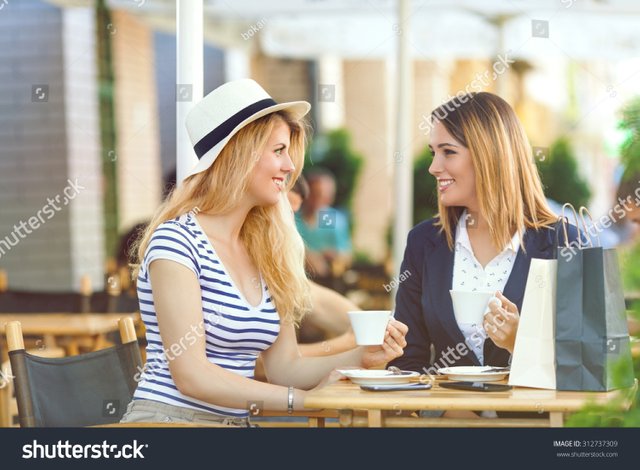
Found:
[9,341,142,427]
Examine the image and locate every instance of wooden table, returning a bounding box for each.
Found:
[304,379,637,428]
[254,409,339,427]
[0,313,139,358]
[92,422,228,428]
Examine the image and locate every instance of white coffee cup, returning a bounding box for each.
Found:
[449,290,500,325]
[347,310,392,346]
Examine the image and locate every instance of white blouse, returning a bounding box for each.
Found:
[452,210,520,365]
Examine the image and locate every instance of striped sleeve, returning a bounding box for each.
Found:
[144,222,200,277]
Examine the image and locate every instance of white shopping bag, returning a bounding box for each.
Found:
[508,258,557,389]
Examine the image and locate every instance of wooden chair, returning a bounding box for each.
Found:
[6,317,142,427]
[0,270,7,293]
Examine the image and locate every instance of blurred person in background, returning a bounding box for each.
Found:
[253,176,392,382]
[290,176,356,351]
[544,167,640,249]
[546,196,632,249]
[614,173,640,244]
[296,169,352,285]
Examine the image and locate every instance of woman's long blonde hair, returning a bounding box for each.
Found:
[430,92,557,251]
[131,111,311,325]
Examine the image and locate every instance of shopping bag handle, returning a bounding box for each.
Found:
[556,202,582,249]
[578,206,601,247]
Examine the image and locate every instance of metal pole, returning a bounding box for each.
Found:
[176,0,203,185]
[495,15,507,98]
[392,0,413,298]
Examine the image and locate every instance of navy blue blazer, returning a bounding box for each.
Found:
[389,217,580,373]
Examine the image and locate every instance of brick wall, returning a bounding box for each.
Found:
[251,53,312,105]
[344,59,392,262]
[0,0,103,291]
[111,9,162,234]
[63,7,105,292]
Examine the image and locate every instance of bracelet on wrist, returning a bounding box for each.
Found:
[287,386,294,414]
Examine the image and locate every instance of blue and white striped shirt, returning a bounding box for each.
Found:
[133,212,281,417]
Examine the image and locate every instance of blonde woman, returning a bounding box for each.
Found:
[120,80,407,426]
[389,92,580,399]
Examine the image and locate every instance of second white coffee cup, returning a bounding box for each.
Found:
[449,290,497,325]
[347,310,392,346]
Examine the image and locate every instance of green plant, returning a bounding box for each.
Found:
[619,97,640,178]
[564,98,640,427]
[305,129,363,213]
[622,243,640,294]
[536,138,591,208]
[614,97,640,299]
[96,0,119,258]
[352,250,373,265]
[413,147,438,225]
[384,146,437,251]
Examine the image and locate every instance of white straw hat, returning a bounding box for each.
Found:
[184,79,311,179]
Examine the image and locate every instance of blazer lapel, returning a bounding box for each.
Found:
[502,227,555,308]
[501,249,528,308]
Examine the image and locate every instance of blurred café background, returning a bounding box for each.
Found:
[0,0,639,380]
